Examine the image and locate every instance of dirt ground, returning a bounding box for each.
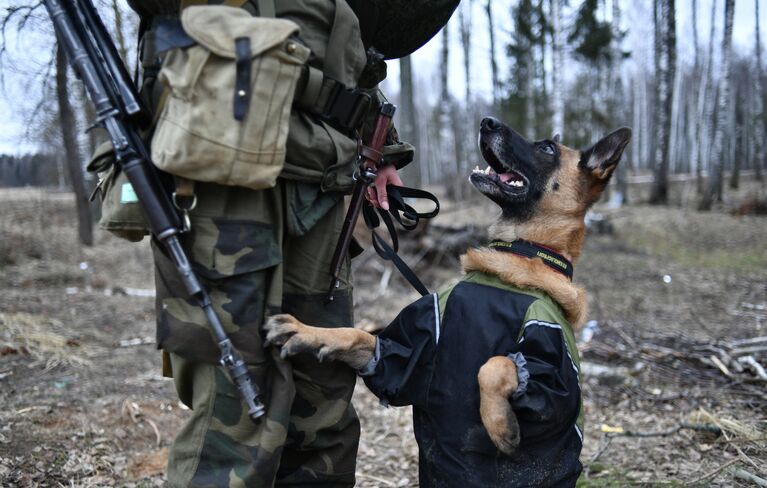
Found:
[1,184,765,487]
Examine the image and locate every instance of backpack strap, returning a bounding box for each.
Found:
[255,0,275,17]
[294,0,372,133]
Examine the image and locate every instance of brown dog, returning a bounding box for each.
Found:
[265,118,631,487]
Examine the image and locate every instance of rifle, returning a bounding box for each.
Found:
[43,0,265,421]
[328,103,396,301]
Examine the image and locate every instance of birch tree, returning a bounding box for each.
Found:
[399,56,421,187]
[700,0,735,210]
[611,0,629,203]
[753,0,764,181]
[650,0,676,204]
[550,0,564,137]
[486,0,500,106]
[688,0,703,190]
[454,2,473,196]
[510,0,543,138]
[698,0,718,193]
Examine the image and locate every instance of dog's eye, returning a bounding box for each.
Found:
[538,143,556,155]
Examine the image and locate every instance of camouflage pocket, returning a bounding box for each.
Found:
[87,141,150,242]
[155,217,281,364]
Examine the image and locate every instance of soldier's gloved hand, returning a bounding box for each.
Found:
[366,164,403,211]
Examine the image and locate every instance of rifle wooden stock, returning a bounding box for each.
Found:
[328,103,396,301]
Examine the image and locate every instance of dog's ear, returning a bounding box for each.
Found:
[552,133,561,143]
[580,128,631,179]
[579,127,631,204]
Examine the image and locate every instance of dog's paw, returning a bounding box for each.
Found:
[264,314,303,348]
[264,314,301,346]
[263,314,327,360]
[478,356,521,455]
[480,396,521,455]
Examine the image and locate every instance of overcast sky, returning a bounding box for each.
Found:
[1,0,765,155]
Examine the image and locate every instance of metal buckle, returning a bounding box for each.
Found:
[172,191,197,232]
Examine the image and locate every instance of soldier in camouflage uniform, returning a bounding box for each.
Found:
[126,0,460,486]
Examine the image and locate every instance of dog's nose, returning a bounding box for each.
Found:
[480,117,503,133]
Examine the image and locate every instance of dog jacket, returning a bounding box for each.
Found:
[360,271,583,487]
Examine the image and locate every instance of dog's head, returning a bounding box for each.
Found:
[471,117,631,260]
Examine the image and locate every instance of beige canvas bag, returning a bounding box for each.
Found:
[151,5,310,190]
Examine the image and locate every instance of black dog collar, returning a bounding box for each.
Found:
[488,240,574,281]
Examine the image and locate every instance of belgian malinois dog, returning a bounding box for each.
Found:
[265,118,631,487]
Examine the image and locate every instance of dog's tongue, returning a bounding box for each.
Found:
[499,171,523,183]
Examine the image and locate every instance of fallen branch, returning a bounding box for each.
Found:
[738,356,767,380]
[687,458,739,485]
[606,422,721,438]
[585,434,613,471]
[732,468,767,487]
[709,355,732,377]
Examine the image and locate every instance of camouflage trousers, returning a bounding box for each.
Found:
[152,179,359,487]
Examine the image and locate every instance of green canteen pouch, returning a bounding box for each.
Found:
[87,142,150,242]
[151,6,311,190]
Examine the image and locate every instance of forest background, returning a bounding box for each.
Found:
[1,0,766,486]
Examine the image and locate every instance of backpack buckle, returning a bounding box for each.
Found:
[322,83,371,132]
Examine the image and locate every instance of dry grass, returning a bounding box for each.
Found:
[0,312,98,371]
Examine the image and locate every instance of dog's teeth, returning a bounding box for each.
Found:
[473,165,480,173]
[485,166,491,175]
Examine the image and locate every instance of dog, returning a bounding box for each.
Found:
[265,118,631,487]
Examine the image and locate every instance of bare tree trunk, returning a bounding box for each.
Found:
[550,0,564,137]
[668,59,683,173]
[611,0,628,203]
[730,86,741,189]
[457,1,474,196]
[433,24,450,187]
[399,55,421,187]
[485,0,500,107]
[650,0,675,204]
[753,0,764,181]
[56,45,93,246]
[689,0,703,189]
[536,0,547,136]
[632,75,642,174]
[640,69,651,169]
[701,0,735,210]
[440,24,450,103]
[458,1,472,105]
[699,0,718,194]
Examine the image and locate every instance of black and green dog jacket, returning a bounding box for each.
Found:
[359,271,584,487]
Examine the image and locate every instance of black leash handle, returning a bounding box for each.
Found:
[362,184,440,296]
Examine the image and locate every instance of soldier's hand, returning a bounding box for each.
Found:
[366,164,403,211]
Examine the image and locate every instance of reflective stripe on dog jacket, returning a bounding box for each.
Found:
[360,271,583,487]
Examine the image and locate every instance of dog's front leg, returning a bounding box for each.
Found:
[264,314,377,370]
[478,356,521,455]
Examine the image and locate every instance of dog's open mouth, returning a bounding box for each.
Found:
[470,139,529,201]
